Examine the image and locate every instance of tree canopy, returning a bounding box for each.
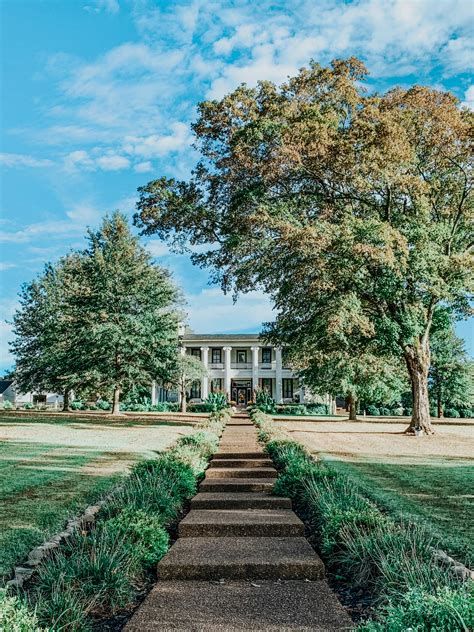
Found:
[135,57,473,433]
[11,213,182,414]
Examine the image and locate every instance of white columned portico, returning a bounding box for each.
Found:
[275,347,283,403]
[251,346,259,394]
[223,346,232,397]
[200,346,209,399]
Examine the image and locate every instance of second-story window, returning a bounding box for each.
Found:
[190,348,201,359]
[211,348,222,363]
[262,347,272,363]
[236,350,247,364]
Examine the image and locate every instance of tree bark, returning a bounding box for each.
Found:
[404,341,434,434]
[347,393,358,421]
[62,389,70,412]
[180,387,187,413]
[437,395,443,419]
[112,387,121,415]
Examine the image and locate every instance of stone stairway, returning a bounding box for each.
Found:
[125,414,351,631]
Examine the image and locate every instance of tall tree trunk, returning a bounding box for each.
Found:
[180,387,187,413]
[437,392,443,419]
[62,389,70,412]
[347,393,357,421]
[112,387,121,415]
[404,341,434,434]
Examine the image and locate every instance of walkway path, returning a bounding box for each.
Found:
[125,414,351,631]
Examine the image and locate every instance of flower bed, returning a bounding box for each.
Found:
[250,409,473,631]
[2,409,230,631]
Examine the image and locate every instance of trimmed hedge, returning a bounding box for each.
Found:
[11,409,230,631]
[251,410,473,632]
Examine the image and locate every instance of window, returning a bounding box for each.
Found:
[261,347,272,364]
[190,348,201,359]
[189,381,201,399]
[211,348,222,363]
[282,378,294,399]
[211,378,223,392]
[33,394,47,405]
[236,349,247,364]
[260,378,272,396]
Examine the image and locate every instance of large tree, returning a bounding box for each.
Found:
[135,58,473,434]
[10,255,84,411]
[71,212,181,414]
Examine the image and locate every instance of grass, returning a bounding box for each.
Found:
[327,459,474,567]
[0,414,194,583]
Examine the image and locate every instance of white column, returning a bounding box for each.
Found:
[223,346,232,398]
[275,347,283,403]
[299,383,305,404]
[151,380,158,405]
[200,346,209,400]
[251,346,259,394]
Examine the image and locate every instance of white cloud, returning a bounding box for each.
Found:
[123,122,192,159]
[145,240,170,257]
[96,153,130,170]
[183,288,275,333]
[0,262,16,271]
[0,153,53,168]
[84,0,120,15]
[134,160,153,173]
[461,85,474,110]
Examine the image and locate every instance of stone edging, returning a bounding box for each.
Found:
[7,489,120,590]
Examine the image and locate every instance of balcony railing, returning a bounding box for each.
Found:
[209,363,224,369]
[231,362,252,369]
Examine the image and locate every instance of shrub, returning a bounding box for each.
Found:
[379,407,391,416]
[276,404,308,415]
[177,430,219,459]
[254,389,276,414]
[306,403,329,415]
[444,408,460,418]
[102,454,197,524]
[265,439,309,469]
[204,392,228,412]
[2,400,13,410]
[96,399,111,411]
[404,407,413,416]
[0,592,46,632]
[366,405,380,416]
[149,402,179,412]
[102,508,169,568]
[122,402,149,412]
[23,402,35,410]
[357,584,474,632]
[35,528,140,628]
[390,407,404,416]
[70,400,85,410]
[459,408,473,419]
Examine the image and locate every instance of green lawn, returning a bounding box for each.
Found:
[0,414,193,582]
[326,458,474,567]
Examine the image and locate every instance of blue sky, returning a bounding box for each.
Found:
[1,0,473,372]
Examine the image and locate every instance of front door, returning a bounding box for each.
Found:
[236,387,247,407]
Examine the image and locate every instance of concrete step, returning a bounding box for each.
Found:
[156,537,325,580]
[124,580,352,631]
[205,467,277,479]
[191,492,292,510]
[210,458,273,468]
[179,509,304,537]
[199,478,275,493]
[213,451,266,459]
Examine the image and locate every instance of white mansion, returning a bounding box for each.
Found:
[179,333,303,406]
